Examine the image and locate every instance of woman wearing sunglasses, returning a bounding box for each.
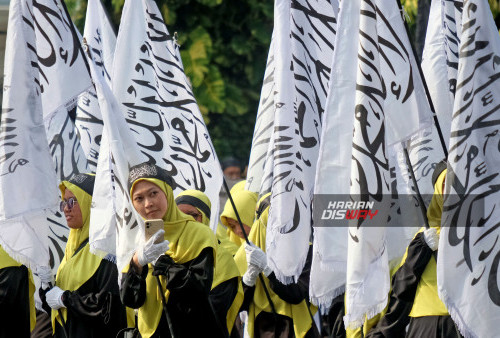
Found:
[40,173,127,338]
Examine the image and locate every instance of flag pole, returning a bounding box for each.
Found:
[402,144,430,230]
[222,179,279,318]
[155,276,176,338]
[396,0,448,159]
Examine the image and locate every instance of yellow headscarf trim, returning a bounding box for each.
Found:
[129,178,217,338]
[52,180,102,331]
[220,190,258,248]
[0,246,36,331]
[234,194,316,337]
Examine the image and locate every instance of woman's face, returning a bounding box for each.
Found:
[177,203,203,223]
[132,180,168,220]
[63,189,83,229]
[226,218,251,239]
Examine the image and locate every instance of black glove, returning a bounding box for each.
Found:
[152,254,177,277]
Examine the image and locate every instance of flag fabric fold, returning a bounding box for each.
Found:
[266,0,339,283]
[439,1,500,337]
[87,55,144,270]
[74,0,116,172]
[344,0,433,328]
[78,0,119,260]
[405,0,455,206]
[309,0,360,307]
[245,35,275,194]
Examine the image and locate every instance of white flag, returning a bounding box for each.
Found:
[74,0,117,172]
[89,127,117,260]
[404,0,455,206]
[266,0,339,282]
[309,0,359,307]
[112,0,223,232]
[245,35,275,194]
[323,0,432,328]
[421,0,454,147]
[439,1,500,337]
[0,0,91,269]
[87,50,144,270]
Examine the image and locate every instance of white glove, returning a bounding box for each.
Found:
[138,230,170,267]
[242,264,260,287]
[245,242,268,270]
[46,286,66,310]
[35,265,54,289]
[424,227,439,251]
[245,242,273,277]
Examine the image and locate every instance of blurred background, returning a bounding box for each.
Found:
[1,0,500,167]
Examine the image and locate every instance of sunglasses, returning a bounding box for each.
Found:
[60,197,78,212]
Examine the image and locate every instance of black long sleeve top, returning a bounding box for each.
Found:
[40,259,127,338]
[120,247,227,338]
[366,232,433,338]
[0,265,31,338]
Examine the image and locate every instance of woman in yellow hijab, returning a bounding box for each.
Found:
[40,173,126,338]
[120,163,225,338]
[235,194,318,337]
[366,162,458,338]
[176,189,244,337]
[0,245,36,337]
[220,189,258,253]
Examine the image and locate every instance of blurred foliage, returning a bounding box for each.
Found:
[65,0,500,166]
[490,0,500,29]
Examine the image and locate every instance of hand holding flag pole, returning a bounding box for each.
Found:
[222,179,279,319]
[36,266,69,338]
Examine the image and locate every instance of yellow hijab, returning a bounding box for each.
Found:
[129,175,217,338]
[216,223,240,256]
[52,174,102,329]
[220,190,258,248]
[0,246,36,331]
[230,180,246,193]
[175,189,244,333]
[234,194,316,337]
